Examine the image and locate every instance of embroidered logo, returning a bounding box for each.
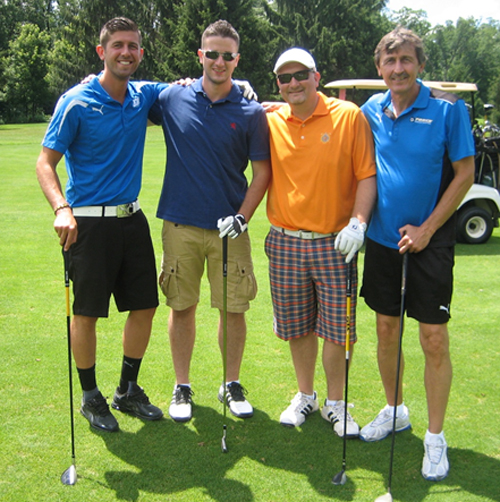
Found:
[91,105,104,115]
[133,96,140,108]
[439,304,450,314]
[230,122,237,130]
[410,117,433,125]
[321,133,330,143]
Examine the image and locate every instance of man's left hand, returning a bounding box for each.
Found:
[234,79,258,101]
[335,217,367,263]
[217,214,248,239]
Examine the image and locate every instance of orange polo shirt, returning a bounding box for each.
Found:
[266,92,376,234]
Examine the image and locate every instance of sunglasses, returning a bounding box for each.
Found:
[201,50,238,62]
[277,70,313,84]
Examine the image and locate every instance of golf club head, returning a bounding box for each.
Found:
[374,492,392,502]
[332,470,347,485]
[221,436,228,453]
[61,464,77,485]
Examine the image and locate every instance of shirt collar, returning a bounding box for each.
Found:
[278,91,330,122]
[381,79,430,115]
[193,77,242,103]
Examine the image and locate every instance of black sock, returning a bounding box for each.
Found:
[77,364,97,391]
[119,356,142,393]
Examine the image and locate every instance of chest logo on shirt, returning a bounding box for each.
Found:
[411,117,433,125]
[230,122,237,130]
[91,105,104,115]
[321,132,330,143]
[133,96,140,108]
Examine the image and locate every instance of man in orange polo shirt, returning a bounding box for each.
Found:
[265,48,377,436]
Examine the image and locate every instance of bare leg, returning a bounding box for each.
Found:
[71,314,98,369]
[288,331,318,395]
[169,305,197,384]
[376,313,405,406]
[122,307,156,358]
[218,311,246,382]
[323,340,354,401]
[420,322,452,433]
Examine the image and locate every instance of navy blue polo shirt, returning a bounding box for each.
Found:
[150,78,270,229]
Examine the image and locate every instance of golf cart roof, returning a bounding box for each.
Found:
[325,79,478,93]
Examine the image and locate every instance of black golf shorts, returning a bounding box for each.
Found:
[68,210,159,317]
[361,238,454,324]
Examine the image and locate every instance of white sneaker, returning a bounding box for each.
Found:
[422,436,449,481]
[321,400,360,438]
[218,382,253,418]
[280,391,319,427]
[169,385,194,422]
[359,404,411,442]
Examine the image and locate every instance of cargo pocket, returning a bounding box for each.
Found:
[160,256,179,300]
[234,259,258,304]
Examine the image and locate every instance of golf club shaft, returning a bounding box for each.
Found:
[64,251,76,466]
[221,236,228,452]
[387,252,408,491]
[342,261,352,465]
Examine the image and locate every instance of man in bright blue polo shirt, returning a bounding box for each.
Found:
[149,20,271,423]
[36,17,165,432]
[359,27,475,481]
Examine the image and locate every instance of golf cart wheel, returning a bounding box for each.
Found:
[457,206,493,244]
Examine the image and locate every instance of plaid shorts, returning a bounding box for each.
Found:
[264,227,357,344]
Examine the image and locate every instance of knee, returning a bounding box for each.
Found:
[420,325,449,358]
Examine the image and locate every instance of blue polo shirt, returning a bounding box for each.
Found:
[43,78,167,207]
[149,78,270,229]
[361,81,474,249]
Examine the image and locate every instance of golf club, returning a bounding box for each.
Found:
[375,251,408,502]
[332,260,352,486]
[221,235,228,453]
[61,251,77,485]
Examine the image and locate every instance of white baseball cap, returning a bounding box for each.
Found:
[273,48,317,74]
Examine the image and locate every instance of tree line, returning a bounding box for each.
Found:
[0,0,499,124]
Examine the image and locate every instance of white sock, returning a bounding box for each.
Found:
[302,392,315,399]
[325,399,339,407]
[386,403,405,416]
[425,429,445,443]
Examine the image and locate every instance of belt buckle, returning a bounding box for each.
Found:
[116,203,134,218]
[298,230,312,239]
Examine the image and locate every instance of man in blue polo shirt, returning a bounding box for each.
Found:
[359,27,475,481]
[149,20,271,423]
[36,17,165,432]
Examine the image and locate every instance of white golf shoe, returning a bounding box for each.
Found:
[422,434,449,481]
[359,404,411,442]
[218,382,253,418]
[321,400,360,438]
[280,391,319,427]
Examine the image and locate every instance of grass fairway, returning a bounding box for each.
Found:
[1,123,499,501]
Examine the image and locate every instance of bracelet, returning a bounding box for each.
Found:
[54,203,71,215]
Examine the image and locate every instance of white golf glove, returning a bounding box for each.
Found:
[233,79,258,101]
[217,214,248,239]
[335,217,367,263]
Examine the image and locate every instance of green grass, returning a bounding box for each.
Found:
[1,123,499,502]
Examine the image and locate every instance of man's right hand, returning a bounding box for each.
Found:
[54,208,78,251]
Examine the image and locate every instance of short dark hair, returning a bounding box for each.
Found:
[99,17,142,48]
[201,19,240,50]
[374,27,426,67]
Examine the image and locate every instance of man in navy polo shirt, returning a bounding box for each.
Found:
[149,20,271,423]
[359,27,475,481]
[36,17,165,432]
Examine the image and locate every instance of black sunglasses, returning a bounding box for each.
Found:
[277,70,313,84]
[201,50,238,62]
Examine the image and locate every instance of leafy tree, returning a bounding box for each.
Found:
[263,0,392,97]
[1,23,52,122]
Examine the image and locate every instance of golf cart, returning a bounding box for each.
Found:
[325,79,500,244]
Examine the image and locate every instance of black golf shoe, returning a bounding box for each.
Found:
[80,392,119,432]
[111,383,163,421]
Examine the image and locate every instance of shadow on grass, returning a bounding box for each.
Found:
[93,407,500,501]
